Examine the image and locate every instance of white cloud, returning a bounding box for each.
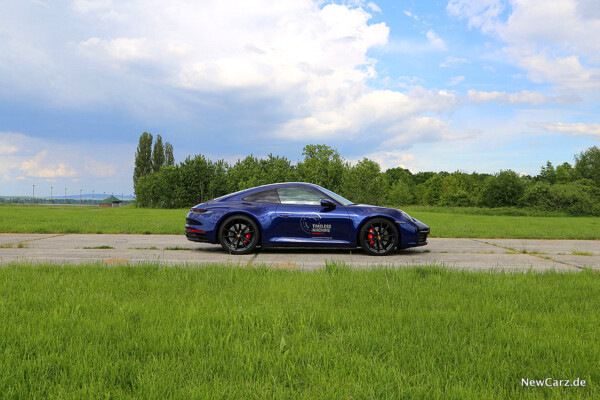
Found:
[426,30,447,51]
[0,0,468,178]
[534,122,600,139]
[20,151,77,178]
[382,116,474,149]
[440,56,468,67]
[403,10,420,21]
[84,157,117,177]
[80,37,153,61]
[361,151,415,170]
[448,75,465,86]
[0,131,129,192]
[507,49,600,91]
[0,143,18,155]
[467,89,562,105]
[73,0,459,146]
[367,2,381,13]
[277,87,458,141]
[74,2,389,95]
[447,0,504,33]
[448,0,600,91]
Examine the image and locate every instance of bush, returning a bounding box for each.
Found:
[479,170,524,207]
[520,182,600,215]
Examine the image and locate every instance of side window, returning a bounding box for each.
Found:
[277,187,324,205]
[242,189,280,203]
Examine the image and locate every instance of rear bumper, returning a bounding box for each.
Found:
[185,228,208,242]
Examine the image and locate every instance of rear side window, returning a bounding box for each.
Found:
[242,189,280,203]
[277,187,324,205]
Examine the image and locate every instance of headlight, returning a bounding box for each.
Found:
[400,211,416,222]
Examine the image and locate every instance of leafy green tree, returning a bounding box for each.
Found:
[385,167,413,186]
[479,170,524,207]
[413,183,426,205]
[412,172,437,186]
[133,132,153,185]
[165,142,175,166]
[207,159,229,200]
[387,180,413,206]
[177,155,213,205]
[342,158,388,205]
[386,167,414,206]
[574,146,600,187]
[152,134,165,172]
[423,174,443,205]
[442,172,472,206]
[227,156,262,192]
[556,162,573,183]
[296,144,346,192]
[260,154,295,184]
[538,161,557,184]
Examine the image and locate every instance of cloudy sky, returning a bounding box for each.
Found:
[1,0,599,196]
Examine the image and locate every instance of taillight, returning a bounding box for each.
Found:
[190,208,214,214]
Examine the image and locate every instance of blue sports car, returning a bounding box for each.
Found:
[185,182,429,256]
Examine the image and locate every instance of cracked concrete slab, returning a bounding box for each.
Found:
[0,235,598,271]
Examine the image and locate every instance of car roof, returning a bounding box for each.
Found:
[210,182,326,203]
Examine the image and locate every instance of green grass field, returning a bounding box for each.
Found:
[404,207,600,239]
[0,263,598,399]
[1,204,599,239]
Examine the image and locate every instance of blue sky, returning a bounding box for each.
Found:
[1,0,599,196]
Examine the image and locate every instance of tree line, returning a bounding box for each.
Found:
[133,132,175,185]
[133,136,600,215]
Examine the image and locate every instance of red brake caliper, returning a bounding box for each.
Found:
[367,228,374,246]
[244,233,251,243]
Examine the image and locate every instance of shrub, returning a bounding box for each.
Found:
[479,170,524,207]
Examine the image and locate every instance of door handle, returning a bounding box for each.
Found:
[278,213,290,218]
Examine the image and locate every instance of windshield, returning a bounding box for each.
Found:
[317,186,355,206]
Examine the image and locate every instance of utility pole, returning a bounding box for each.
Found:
[32,184,35,205]
[80,189,82,203]
[65,188,67,204]
[51,186,53,203]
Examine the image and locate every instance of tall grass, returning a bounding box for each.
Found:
[1,263,599,398]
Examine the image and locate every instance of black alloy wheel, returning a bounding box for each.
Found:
[219,215,260,255]
[359,218,399,256]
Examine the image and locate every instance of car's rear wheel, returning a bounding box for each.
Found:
[219,215,260,255]
[359,218,399,256]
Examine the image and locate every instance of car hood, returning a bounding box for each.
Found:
[349,204,428,229]
[350,204,397,212]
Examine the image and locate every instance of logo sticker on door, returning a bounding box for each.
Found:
[300,213,332,236]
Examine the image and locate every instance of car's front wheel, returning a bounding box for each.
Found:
[219,215,260,255]
[359,218,399,256]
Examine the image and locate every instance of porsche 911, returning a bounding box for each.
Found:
[185,182,429,256]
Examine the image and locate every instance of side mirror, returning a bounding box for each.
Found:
[320,199,336,209]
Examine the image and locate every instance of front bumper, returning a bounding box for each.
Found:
[417,227,429,246]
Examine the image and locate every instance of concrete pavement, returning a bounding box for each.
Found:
[1,233,599,271]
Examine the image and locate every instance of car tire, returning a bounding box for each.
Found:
[359,218,399,256]
[218,215,260,255]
